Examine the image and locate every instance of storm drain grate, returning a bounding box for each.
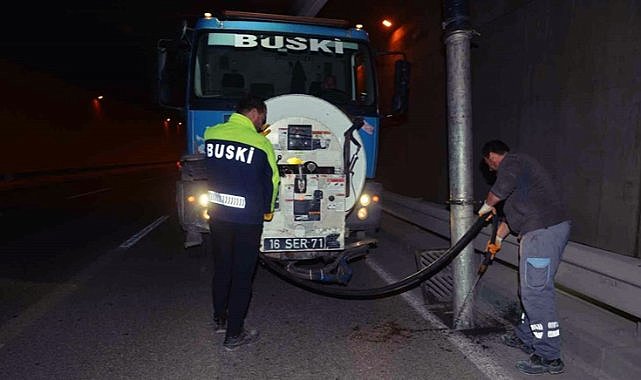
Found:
[414,249,453,305]
[415,249,508,330]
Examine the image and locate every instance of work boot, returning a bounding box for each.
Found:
[223,329,260,351]
[516,354,565,375]
[213,316,227,334]
[501,332,534,354]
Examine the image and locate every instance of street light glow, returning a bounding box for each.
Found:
[382,19,393,28]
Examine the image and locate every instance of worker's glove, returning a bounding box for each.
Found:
[478,201,496,220]
[486,235,503,255]
[263,212,274,222]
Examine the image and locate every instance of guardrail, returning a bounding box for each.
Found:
[382,190,641,320]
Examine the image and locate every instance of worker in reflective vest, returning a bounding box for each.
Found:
[204,95,279,351]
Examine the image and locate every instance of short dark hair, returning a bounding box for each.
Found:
[482,139,510,157]
[236,95,267,115]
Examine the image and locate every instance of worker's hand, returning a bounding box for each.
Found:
[486,236,503,255]
[478,201,496,220]
[263,212,274,222]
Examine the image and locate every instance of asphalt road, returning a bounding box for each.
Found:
[0,166,600,379]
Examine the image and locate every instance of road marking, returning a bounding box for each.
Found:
[119,215,169,249]
[366,258,511,380]
[65,187,111,199]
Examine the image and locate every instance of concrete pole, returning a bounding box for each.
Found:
[445,28,476,329]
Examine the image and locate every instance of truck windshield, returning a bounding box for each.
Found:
[192,31,375,106]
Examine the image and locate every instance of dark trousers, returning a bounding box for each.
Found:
[209,220,262,337]
[516,220,571,360]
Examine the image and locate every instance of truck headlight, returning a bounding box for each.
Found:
[359,194,371,207]
[357,207,368,220]
[198,193,209,207]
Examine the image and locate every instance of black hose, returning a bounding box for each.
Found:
[343,118,363,198]
[259,214,490,300]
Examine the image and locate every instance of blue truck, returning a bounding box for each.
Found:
[157,10,409,282]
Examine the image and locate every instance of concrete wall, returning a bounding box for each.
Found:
[0,59,184,177]
[471,0,641,257]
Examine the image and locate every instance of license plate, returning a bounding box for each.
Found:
[263,237,326,251]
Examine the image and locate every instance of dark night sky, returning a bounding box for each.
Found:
[0,1,297,108]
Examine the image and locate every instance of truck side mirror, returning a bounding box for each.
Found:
[390,59,411,116]
[157,39,189,109]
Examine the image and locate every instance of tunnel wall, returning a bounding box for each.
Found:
[470,0,641,257]
[0,59,184,178]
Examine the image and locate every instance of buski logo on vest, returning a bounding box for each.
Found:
[208,33,348,54]
[206,142,255,164]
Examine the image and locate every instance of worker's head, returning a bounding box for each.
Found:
[236,95,267,132]
[481,139,510,171]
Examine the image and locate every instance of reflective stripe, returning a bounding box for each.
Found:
[530,323,543,339]
[208,191,246,209]
[547,321,560,338]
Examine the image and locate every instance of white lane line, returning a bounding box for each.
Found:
[66,187,111,199]
[119,215,169,249]
[366,258,511,380]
